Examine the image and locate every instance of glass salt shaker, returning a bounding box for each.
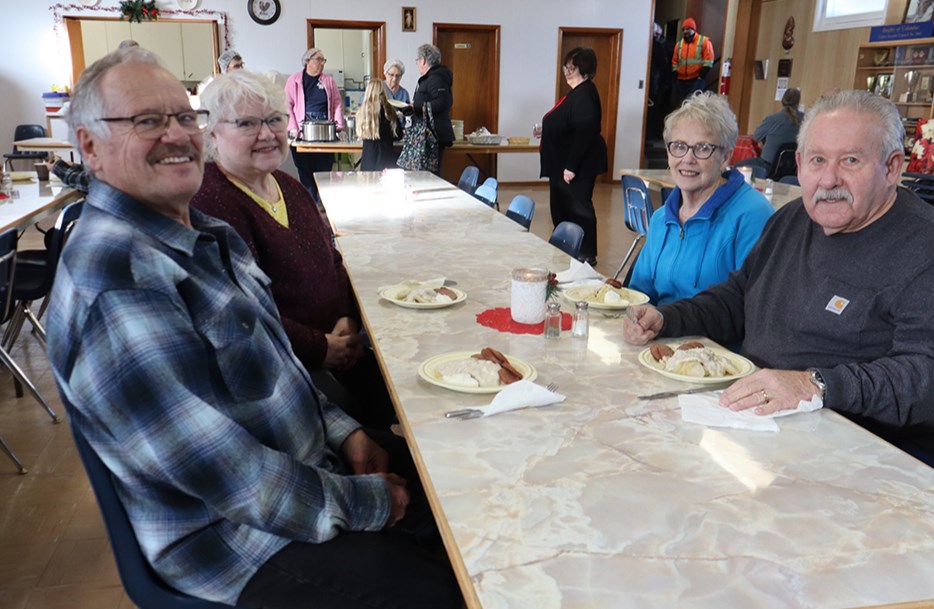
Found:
[1,172,13,197]
[572,301,589,338]
[544,302,562,339]
[764,178,774,201]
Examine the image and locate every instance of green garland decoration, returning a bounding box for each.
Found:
[119,0,159,23]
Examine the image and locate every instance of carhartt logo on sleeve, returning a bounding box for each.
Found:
[825,295,850,315]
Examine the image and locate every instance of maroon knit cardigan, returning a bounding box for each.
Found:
[191,162,357,369]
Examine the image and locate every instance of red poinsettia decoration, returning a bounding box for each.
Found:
[119,0,159,23]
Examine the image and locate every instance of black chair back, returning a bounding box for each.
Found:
[0,229,17,326]
[67,403,244,609]
[766,143,797,181]
[901,172,934,205]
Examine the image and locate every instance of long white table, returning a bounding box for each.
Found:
[0,180,81,233]
[319,170,934,609]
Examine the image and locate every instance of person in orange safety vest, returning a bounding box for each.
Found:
[671,17,714,105]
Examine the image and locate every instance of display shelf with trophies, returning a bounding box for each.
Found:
[854,38,934,121]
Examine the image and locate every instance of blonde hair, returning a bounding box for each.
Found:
[356,80,398,140]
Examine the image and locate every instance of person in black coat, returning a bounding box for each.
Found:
[537,47,608,265]
[411,43,454,174]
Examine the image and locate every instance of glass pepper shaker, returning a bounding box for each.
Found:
[572,301,589,338]
[544,302,562,339]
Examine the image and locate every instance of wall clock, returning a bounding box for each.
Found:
[81,0,101,6]
[176,0,200,9]
[248,0,281,25]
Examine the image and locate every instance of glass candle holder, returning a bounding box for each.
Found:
[510,267,548,324]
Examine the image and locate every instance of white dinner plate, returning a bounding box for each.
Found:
[379,285,466,309]
[637,342,755,384]
[9,172,37,183]
[388,99,409,109]
[562,285,650,310]
[418,351,537,394]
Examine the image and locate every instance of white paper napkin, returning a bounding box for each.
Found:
[476,380,566,417]
[554,259,603,284]
[679,392,823,432]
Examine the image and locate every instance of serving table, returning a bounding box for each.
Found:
[319,170,934,609]
[620,168,801,210]
[295,139,539,171]
[0,181,81,232]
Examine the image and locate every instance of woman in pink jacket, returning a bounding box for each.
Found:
[285,48,345,201]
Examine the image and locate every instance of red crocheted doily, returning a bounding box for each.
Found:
[476,307,572,335]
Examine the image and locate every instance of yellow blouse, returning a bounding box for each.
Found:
[224,173,289,228]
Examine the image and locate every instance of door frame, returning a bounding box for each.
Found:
[556,27,622,183]
[307,19,387,78]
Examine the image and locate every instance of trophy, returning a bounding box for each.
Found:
[866,75,876,92]
[905,70,919,103]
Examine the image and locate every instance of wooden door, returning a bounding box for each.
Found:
[435,24,501,183]
[556,28,622,183]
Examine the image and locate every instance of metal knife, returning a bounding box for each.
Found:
[637,386,724,400]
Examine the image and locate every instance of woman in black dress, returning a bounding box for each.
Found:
[537,47,608,265]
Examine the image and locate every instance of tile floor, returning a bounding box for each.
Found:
[0,180,638,608]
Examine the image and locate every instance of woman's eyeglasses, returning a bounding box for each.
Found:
[220,113,289,136]
[666,141,720,160]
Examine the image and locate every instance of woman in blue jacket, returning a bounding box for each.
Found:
[628,92,774,305]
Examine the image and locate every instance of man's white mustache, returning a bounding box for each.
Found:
[813,187,853,203]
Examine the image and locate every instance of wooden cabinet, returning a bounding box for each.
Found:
[78,20,217,84]
[854,38,934,121]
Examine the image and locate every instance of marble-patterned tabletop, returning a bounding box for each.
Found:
[324,173,934,609]
[315,170,524,236]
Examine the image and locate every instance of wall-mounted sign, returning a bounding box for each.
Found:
[454,43,471,49]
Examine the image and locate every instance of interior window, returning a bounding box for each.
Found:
[812,0,888,32]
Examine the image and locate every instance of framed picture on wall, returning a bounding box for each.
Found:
[905,0,934,23]
[402,7,416,32]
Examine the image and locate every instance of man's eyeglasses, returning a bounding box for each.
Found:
[666,141,720,160]
[98,110,209,140]
[220,113,289,136]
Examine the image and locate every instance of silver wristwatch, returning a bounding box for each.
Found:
[807,368,826,400]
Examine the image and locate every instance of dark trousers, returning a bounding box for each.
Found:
[309,350,398,430]
[291,148,334,201]
[674,77,706,106]
[237,430,463,609]
[549,174,598,260]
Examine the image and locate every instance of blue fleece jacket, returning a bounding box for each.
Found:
[629,169,774,305]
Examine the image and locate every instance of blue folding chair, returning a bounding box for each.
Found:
[779,175,799,186]
[473,184,498,208]
[67,403,253,609]
[613,174,653,279]
[457,166,480,195]
[548,221,585,259]
[475,177,499,209]
[505,195,535,230]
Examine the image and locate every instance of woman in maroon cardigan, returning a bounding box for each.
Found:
[191,70,394,428]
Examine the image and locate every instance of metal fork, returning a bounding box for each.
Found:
[444,382,559,419]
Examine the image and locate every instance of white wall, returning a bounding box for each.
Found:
[0,0,652,181]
